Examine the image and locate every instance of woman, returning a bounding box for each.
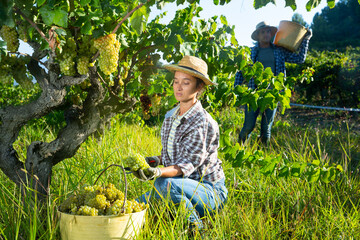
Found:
[132,55,228,230]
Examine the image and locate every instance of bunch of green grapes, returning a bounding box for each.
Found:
[59,183,147,216]
[107,199,147,215]
[0,54,32,88]
[0,60,13,85]
[0,25,19,52]
[77,56,90,75]
[76,205,98,216]
[123,153,150,171]
[151,94,161,116]
[8,55,33,89]
[93,34,120,75]
[16,23,28,42]
[104,183,124,202]
[57,38,77,76]
[76,36,96,75]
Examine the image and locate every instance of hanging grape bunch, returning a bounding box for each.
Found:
[151,94,162,116]
[140,94,151,120]
[16,23,28,42]
[93,34,121,75]
[77,36,95,75]
[57,37,77,76]
[0,58,13,85]
[123,153,150,171]
[59,183,147,216]
[0,54,33,88]
[0,25,19,52]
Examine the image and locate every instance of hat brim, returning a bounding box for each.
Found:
[251,26,278,41]
[163,64,217,86]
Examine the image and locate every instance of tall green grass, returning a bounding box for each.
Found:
[1,109,359,239]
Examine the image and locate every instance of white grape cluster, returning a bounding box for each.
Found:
[93,34,120,75]
[107,199,146,215]
[17,24,28,42]
[10,56,33,89]
[59,183,147,216]
[0,25,19,52]
[0,55,32,88]
[58,38,77,76]
[77,56,90,75]
[0,62,13,84]
[123,153,150,171]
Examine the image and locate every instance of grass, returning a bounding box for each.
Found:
[1,108,360,239]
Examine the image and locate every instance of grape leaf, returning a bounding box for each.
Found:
[258,92,275,112]
[37,0,47,7]
[80,0,91,6]
[327,0,336,8]
[285,0,297,10]
[53,9,68,27]
[81,21,92,35]
[39,5,55,26]
[306,166,320,183]
[232,150,247,168]
[306,0,321,11]
[278,166,290,178]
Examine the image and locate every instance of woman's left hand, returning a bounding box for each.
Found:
[132,167,162,181]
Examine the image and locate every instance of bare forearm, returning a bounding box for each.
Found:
[159,165,183,177]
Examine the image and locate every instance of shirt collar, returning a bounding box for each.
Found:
[171,100,201,121]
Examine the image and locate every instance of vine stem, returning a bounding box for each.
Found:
[97,72,123,102]
[13,6,50,47]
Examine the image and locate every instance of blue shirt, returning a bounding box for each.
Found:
[234,39,310,89]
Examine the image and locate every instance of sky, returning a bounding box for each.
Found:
[149,0,332,47]
[18,0,332,53]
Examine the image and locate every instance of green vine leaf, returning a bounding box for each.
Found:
[37,0,47,7]
[306,166,321,183]
[285,0,297,10]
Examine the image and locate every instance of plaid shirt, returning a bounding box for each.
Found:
[234,39,310,89]
[161,101,225,183]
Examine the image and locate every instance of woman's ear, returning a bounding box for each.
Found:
[197,82,205,91]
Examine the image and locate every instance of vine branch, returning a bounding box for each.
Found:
[13,6,50,46]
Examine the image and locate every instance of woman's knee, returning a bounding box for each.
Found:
[154,177,180,198]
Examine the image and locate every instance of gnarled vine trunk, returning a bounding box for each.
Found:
[0,43,136,197]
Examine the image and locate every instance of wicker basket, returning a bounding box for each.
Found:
[58,164,146,240]
[273,20,307,52]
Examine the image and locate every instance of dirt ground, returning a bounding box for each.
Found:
[279,106,360,134]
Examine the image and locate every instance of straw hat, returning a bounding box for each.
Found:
[251,21,278,41]
[163,55,216,85]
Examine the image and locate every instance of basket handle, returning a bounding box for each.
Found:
[94,164,127,214]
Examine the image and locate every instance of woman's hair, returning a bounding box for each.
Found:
[195,77,206,99]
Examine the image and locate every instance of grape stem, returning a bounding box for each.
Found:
[13,6,50,48]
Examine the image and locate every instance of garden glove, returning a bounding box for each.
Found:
[145,156,161,167]
[304,28,312,40]
[132,167,161,181]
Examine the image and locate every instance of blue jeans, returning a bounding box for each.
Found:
[239,105,277,144]
[138,177,227,228]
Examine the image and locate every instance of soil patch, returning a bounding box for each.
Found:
[279,106,360,134]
